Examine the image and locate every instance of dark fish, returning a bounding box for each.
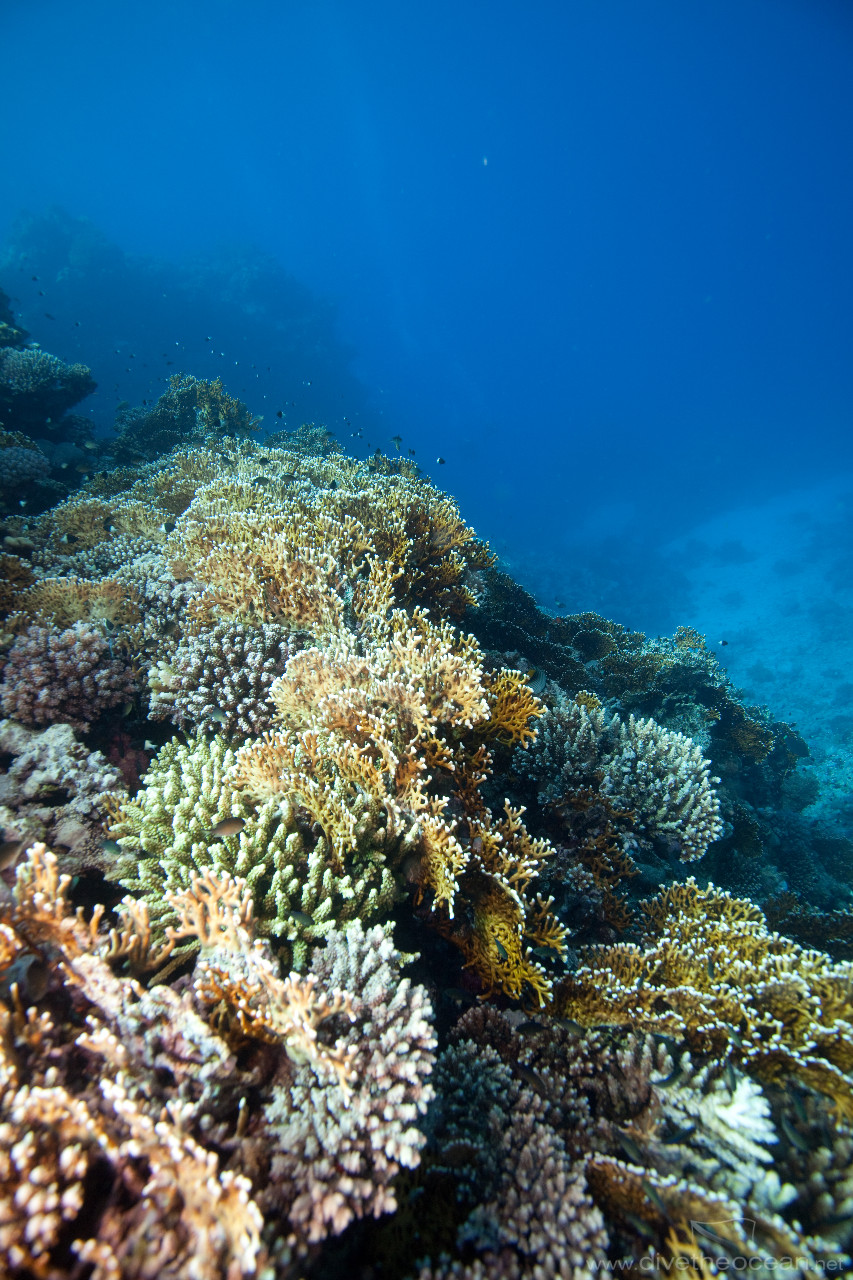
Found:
[553,1016,585,1036]
[279,473,298,482]
[724,1060,737,1092]
[276,410,284,418]
[445,987,478,1006]
[408,448,416,456]
[73,320,80,326]
[211,817,246,839]
[514,1020,542,1038]
[44,312,55,319]
[103,517,116,532]
[720,639,728,646]
[641,1178,668,1216]
[289,909,315,928]
[516,1064,552,1100]
[437,456,446,464]
[25,959,50,1000]
[101,839,122,857]
[162,521,176,534]
[617,1132,645,1164]
[0,838,25,870]
[74,463,91,475]
[440,1140,478,1167]
[254,476,271,485]
[102,618,115,632]
[661,1123,696,1145]
[727,1026,744,1050]
[706,957,716,980]
[780,1114,810,1153]
[495,938,509,963]
[390,435,402,451]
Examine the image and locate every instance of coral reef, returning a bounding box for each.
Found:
[0,397,849,1277]
[0,620,136,731]
[0,718,126,873]
[148,619,292,737]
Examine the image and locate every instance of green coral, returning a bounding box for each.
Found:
[107,732,397,969]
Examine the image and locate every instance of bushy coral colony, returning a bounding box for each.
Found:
[1,310,853,1278]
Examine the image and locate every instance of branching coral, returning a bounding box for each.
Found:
[148,619,291,737]
[555,878,853,1118]
[519,693,724,862]
[263,917,436,1248]
[107,731,397,968]
[0,621,137,731]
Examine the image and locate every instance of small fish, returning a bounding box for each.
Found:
[254,475,271,485]
[102,618,115,632]
[211,817,246,839]
[661,1123,696,1145]
[445,987,478,1006]
[82,440,99,451]
[408,448,416,456]
[162,521,176,534]
[780,1114,810,1153]
[727,1026,744,1050]
[279,472,298,482]
[516,1065,554,1102]
[654,1064,683,1088]
[617,1132,645,1165]
[276,409,284,418]
[514,1020,542,1038]
[101,839,122,856]
[641,1178,668,1216]
[161,620,180,637]
[553,1016,585,1036]
[495,938,509,963]
[44,312,55,319]
[74,463,91,475]
[143,740,158,752]
[122,701,135,717]
[706,956,716,980]
[0,838,25,870]
[440,1139,478,1167]
[289,909,315,928]
[436,456,446,465]
[73,320,80,326]
[624,1211,657,1241]
[208,709,228,725]
[103,517,116,532]
[724,1060,737,1092]
[25,959,50,1000]
[390,435,402,451]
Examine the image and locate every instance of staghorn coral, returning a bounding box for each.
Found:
[555,878,853,1118]
[107,731,397,968]
[149,619,292,737]
[519,692,724,862]
[0,718,126,874]
[0,620,136,731]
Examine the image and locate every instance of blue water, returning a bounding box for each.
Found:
[3,0,852,627]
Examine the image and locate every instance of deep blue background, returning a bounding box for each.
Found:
[2,0,852,629]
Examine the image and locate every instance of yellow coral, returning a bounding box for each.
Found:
[556,878,853,1117]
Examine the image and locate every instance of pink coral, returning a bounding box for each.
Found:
[0,621,136,732]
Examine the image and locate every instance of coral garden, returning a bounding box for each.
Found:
[1,314,853,1278]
